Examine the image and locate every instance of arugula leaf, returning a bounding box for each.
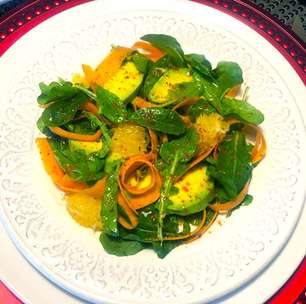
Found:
[131,52,150,73]
[49,139,104,183]
[101,171,120,236]
[201,77,220,109]
[159,128,199,163]
[84,112,112,158]
[213,61,243,98]
[141,55,170,98]
[37,80,79,105]
[226,194,253,217]
[220,97,264,125]
[141,34,185,67]
[152,240,181,258]
[184,54,213,79]
[129,107,186,135]
[157,151,180,241]
[96,86,128,123]
[99,233,145,256]
[187,98,217,121]
[208,131,252,199]
[39,93,87,127]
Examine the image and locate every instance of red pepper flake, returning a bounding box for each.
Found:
[217,220,223,226]
[182,186,189,192]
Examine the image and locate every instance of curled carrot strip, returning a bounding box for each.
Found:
[132,41,165,62]
[209,179,250,213]
[80,101,99,115]
[184,210,217,244]
[213,144,218,160]
[82,64,95,88]
[172,97,200,111]
[120,155,156,195]
[251,125,266,164]
[177,146,215,181]
[226,85,241,98]
[81,177,106,197]
[49,127,102,142]
[179,114,192,126]
[94,47,132,86]
[36,138,86,191]
[126,171,162,209]
[117,193,139,229]
[164,209,207,241]
[132,96,157,109]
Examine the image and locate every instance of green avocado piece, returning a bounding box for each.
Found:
[103,60,144,102]
[166,166,214,215]
[69,140,103,155]
[148,68,203,105]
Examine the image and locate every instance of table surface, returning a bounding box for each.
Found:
[0,0,305,304]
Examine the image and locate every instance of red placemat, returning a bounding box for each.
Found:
[0,0,305,303]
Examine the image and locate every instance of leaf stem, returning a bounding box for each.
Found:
[157,151,180,242]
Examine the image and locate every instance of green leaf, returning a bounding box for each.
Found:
[152,240,181,258]
[99,233,145,256]
[141,34,185,67]
[101,172,120,236]
[226,194,253,217]
[201,77,220,109]
[141,55,170,98]
[37,80,79,105]
[96,86,128,123]
[159,128,199,163]
[187,98,217,121]
[129,107,186,135]
[84,112,112,158]
[184,54,213,79]
[49,139,104,184]
[220,97,264,125]
[208,131,252,199]
[213,61,243,98]
[131,52,150,73]
[39,93,87,127]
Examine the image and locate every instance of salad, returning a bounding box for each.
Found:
[36,34,266,258]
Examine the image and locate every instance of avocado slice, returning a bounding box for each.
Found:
[166,166,214,215]
[69,140,103,155]
[103,60,144,102]
[148,68,203,105]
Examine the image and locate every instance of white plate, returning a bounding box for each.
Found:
[1,198,304,304]
[0,0,305,303]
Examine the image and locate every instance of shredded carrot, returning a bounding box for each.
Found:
[126,171,162,209]
[132,96,157,109]
[80,101,99,115]
[209,180,250,213]
[94,47,132,86]
[36,138,86,191]
[180,114,192,126]
[49,127,102,142]
[117,193,139,229]
[177,146,214,181]
[184,210,217,243]
[82,64,95,88]
[226,85,241,98]
[213,144,218,160]
[251,125,266,164]
[120,155,157,195]
[132,41,165,62]
[81,177,106,197]
[172,97,200,111]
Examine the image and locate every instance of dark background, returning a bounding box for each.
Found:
[1,0,305,42]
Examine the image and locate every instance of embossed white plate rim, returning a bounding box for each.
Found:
[0,0,305,303]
